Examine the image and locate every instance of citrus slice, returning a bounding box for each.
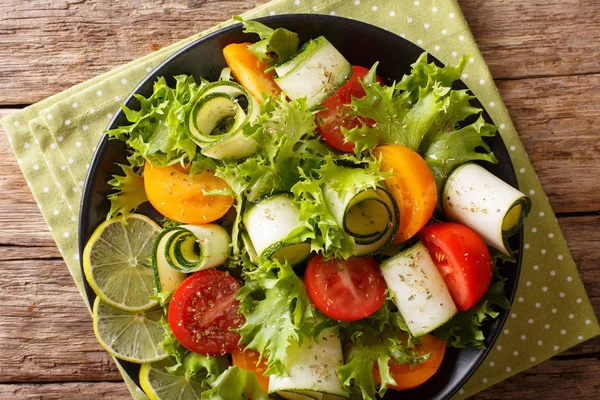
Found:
[93,296,168,363]
[140,358,209,400]
[84,214,161,312]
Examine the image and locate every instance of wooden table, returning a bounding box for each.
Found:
[0,0,598,398]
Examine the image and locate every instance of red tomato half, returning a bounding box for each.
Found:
[419,223,493,311]
[304,254,386,321]
[315,66,384,152]
[168,269,244,356]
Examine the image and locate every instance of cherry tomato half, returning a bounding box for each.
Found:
[374,334,446,391]
[168,269,244,356]
[231,347,270,393]
[419,222,493,311]
[316,66,384,152]
[144,161,234,225]
[304,254,386,321]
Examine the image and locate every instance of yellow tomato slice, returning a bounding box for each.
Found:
[375,145,437,243]
[143,161,233,224]
[223,42,281,103]
[374,334,446,391]
[231,347,270,394]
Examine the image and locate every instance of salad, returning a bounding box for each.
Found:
[82,17,531,400]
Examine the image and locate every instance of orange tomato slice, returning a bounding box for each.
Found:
[143,161,233,224]
[374,145,437,243]
[231,347,270,393]
[223,42,281,103]
[374,334,446,391]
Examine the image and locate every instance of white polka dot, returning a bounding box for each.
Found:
[64,232,70,238]
[107,113,114,119]
[525,243,530,249]
[542,286,548,292]
[74,254,80,261]
[53,210,59,215]
[330,11,336,15]
[557,254,564,260]
[432,6,438,12]
[528,319,533,324]
[559,292,565,298]
[500,123,506,129]
[531,227,537,233]
[539,339,544,345]
[434,45,440,51]
[71,216,76,222]
[414,0,420,5]
[550,270,555,276]
[526,281,531,286]
[294,0,300,4]
[508,145,516,152]
[561,329,566,335]
[545,324,550,329]
[114,96,120,102]
[548,233,554,238]
[459,389,464,395]
[586,319,591,325]
[354,0,360,5]
[13,120,20,127]
[511,313,517,319]
[407,16,413,23]
[504,328,510,334]
[541,249,546,254]
[539,211,545,217]
[482,377,488,383]
[83,125,88,131]
[530,357,536,362]
[568,314,574,319]
[442,29,447,35]
[554,345,559,351]
[67,204,72,210]
[424,23,430,29]
[496,345,502,351]
[75,141,82,147]
[552,308,557,313]
[451,51,457,57]
[96,90,103,96]
[47,114,53,120]
[518,297,524,302]
[389,11,395,16]
[371,5,377,11]
[535,302,541,308]
[489,361,495,367]
[417,39,423,45]
[513,351,518,356]
[65,119,71,126]
[89,108,95,114]
[506,366,511,372]
[459,35,465,41]
[146,66,152,72]
[449,13,455,18]
[269,11,275,15]
[567,276,573,282]
[72,102,78,108]
[61,165,66,171]
[68,158,74,164]
[57,136,63,142]
[576,298,582,303]
[86,163,90,169]
[43,187,49,193]
[462,73,468,79]
[578,335,584,341]
[24,142,30,149]
[121,78,127,84]
[529,189,535,195]
[72,187,78,193]
[79,181,84,186]
[521,335,526,340]
[33,164,39,170]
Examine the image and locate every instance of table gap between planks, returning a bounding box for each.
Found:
[0,0,598,399]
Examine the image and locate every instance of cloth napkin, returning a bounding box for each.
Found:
[2,0,598,398]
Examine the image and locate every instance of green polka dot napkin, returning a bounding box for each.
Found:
[2,0,598,398]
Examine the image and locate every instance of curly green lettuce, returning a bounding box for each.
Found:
[106,164,147,219]
[201,366,268,400]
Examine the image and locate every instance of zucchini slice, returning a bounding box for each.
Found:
[274,36,352,108]
[381,241,458,337]
[268,328,349,399]
[188,81,259,160]
[243,193,311,266]
[152,224,231,279]
[353,187,399,256]
[443,163,531,255]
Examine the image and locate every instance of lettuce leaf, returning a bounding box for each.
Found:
[106,163,147,219]
[234,16,299,66]
[237,259,316,376]
[106,75,204,167]
[201,366,268,400]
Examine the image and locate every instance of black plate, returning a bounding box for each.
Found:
[79,14,522,400]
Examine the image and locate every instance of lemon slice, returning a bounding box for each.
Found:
[140,359,209,400]
[93,297,168,363]
[84,214,161,312]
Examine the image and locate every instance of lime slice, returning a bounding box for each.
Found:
[93,296,168,363]
[140,358,208,400]
[84,214,161,312]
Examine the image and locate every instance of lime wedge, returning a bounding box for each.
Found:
[92,297,168,363]
[84,214,161,312]
[140,358,208,400]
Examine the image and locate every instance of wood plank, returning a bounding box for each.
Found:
[0,382,130,399]
[1,0,599,104]
[459,0,600,79]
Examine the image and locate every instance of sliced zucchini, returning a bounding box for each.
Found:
[268,328,349,399]
[443,163,531,255]
[188,81,259,160]
[243,193,311,266]
[353,188,399,256]
[274,36,352,108]
[381,241,457,337]
[152,224,231,278]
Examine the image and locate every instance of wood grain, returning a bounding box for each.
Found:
[1,0,600,104]
[0,382,130,399]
